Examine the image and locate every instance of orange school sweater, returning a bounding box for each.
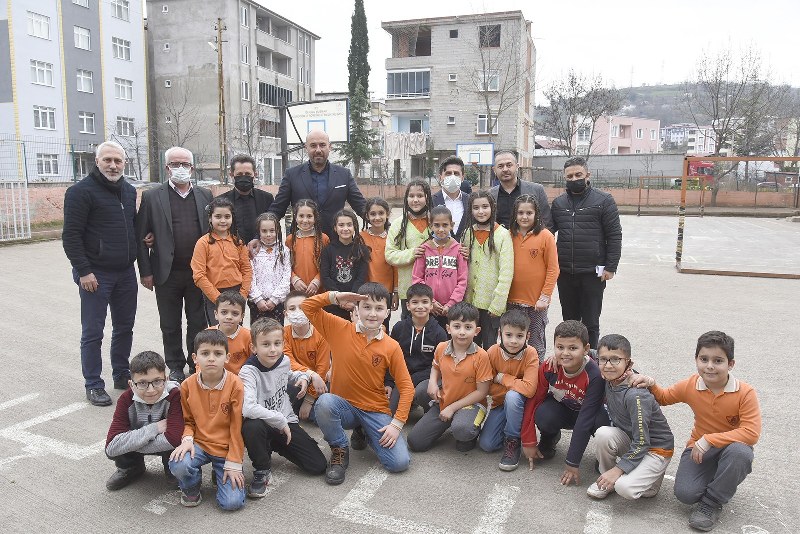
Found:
[486,344,539,407]
[301,292,414,425]
[650,374,761,449]
[191,233,252,302]
[507,230,559,306]
[361,230,398,294]
[207,325,252,374]
[283,324,331,398]
[180,370,245,471]
[433,341,493,410]
[286,233,330,288]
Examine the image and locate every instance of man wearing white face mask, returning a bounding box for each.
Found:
[135,147,213,382]
[432,155,470,240]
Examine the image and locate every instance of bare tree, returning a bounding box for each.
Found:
[158,80,204,150]
[228,102,281,181]
[767,89,800,163]
[537,70,623,157]
[109,120,149,181]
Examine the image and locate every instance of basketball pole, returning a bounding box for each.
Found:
[675,157,689,270]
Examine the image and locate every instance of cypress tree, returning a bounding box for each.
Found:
[347,0,370,96]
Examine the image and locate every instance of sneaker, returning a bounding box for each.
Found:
[587,482,613,499]
[688,500,722,531]
[455,438,477,452]
[538,431,562,460]
[180,486,202,507]
[105,464,145,491]
[86,388,112,407]
[325,446,350,486]
[113,374,131,390]
[499,437,521,471]
[350,426,367,451]
[247,469,271,498]
[168,369,186,383]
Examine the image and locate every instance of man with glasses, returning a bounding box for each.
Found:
[218,154,274,244]
[136,147,213,382]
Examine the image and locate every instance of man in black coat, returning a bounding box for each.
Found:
[217,153,274,244]
[432,155,470,240]
[551,156,622,348]
[136,147,213,382]
[269,130,366,238]
[62,141,138,406]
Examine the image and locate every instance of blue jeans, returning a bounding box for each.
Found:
[478,390,526,452]
[73,266,137,390]
[314,393,410,473]
[168,444,245,511]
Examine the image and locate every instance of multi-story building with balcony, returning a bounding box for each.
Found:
[0,0,148,181]
[146,0,318,183]
[573,115,661,155]
[382,11,535,179]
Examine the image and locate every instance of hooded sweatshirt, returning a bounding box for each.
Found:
[239,354,309,431]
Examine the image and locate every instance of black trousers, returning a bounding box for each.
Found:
[111,450,171,470]
[324,304,351,321]
[248,301,285,326]
[534,395,610,444]
[557,272,606,349]
[477,309,500,349]
[241,419,326,475]
[155,269,207,373]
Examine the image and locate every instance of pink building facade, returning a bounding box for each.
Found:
[574,115,661,155]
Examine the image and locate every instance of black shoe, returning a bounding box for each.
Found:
[163,465,178,489]
[538,431,562,460]
[325,447,350,486]
[106,464,145,490]
[455,438,477,452]
[247,469,271,498]
[113,374,131,390]
[86,388,112,406]
[169,369,186,383]
[499,437,521,471]
[350,426,367,451]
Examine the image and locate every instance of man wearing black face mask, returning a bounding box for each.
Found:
[218,154,274,244]
[551,156,622,349]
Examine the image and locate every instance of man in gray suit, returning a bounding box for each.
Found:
[489,151,552,230]
[136,147,213,382]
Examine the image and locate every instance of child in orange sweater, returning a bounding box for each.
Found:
[206,291,252,374]
[631,331,762,532]
[191,196,252,326]
[169,329,246,510]
[361,197,399,329]
[286,199,329,296]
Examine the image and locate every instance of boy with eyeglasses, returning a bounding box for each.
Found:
[586,334,675,501]
[105,351,185,490]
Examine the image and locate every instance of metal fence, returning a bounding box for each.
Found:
[0,181,31,241]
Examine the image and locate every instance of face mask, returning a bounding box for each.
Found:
[566,178,587,194]
[170,166,192,184]
[235,177,254,193]
[286,310,309,327]
[409,206,428,217]
[500,340,526,358]
[442,175,461,194]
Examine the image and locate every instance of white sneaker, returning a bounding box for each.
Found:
[587,482,613,499]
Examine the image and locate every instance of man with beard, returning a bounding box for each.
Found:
[432,155,470,240]
[489,151,552,230]
[218,154,274,244]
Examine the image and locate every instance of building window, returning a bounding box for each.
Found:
[240,5,249,27]
[479,25,500,47]
[258,82,292,106]
[476,114,498,135]
[27,12,51,39]
[449,29,458,38]
[482,70,499,91]
[449,73,457,82]
[114,78,133,100]
[78,111,95,134]
[37,154,59,176]
[164,79,172,88]
[241,80,250,101]
[242,116,251,133]
[636,128,643,139]
[610,147,617,154]
[73,0,89,7]
[577,126,591,142]
[77,69,93,92]
[299,65,304,84]
[33,105,56,129]
[635,149,642,154]
[386,70,430,98]
[304,36,310,54]
[112,37,131,60]
[650,129,657,141]
[409,119,423,133]
[74,26,91,50]
[447,116,456,125]
[259,119,279,138]
[111,0,130,21]
[116,116,134,136]
[241,44,249,64]
[30,60,54,86]
[611,125,619,138]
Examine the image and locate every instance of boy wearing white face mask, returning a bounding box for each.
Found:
[432,156,471,240]
[282,291,331,421]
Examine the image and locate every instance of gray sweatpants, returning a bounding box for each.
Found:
[673,443,754,506]
[407,402,484,452]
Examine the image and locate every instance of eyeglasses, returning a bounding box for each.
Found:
[598,357,625,366]
[132,378,166,391]
[167,162,193,169]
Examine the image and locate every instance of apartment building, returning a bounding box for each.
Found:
[146,0,318,183]
[382,11,535,178]
[0,0,148,181]
[660,123,716,155]
[574,115,661,155]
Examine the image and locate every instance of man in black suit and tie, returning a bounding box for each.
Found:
[269,130,366,238]
[136,147,213,382]
[217,153,274,244]
[432,155,471,240]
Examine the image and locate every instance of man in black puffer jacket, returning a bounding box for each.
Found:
[63,141,138,407]
[551,157,622,349]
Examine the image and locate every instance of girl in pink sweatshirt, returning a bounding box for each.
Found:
[412,206,468,330]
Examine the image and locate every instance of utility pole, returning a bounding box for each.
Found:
[215,18,227,183]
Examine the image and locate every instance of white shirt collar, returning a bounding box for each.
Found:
[168,179,193,198]
[197,369,228,390]
[291,324,315,340]
[696,374,739,393]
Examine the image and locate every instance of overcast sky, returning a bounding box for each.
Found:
[275,0,799,104]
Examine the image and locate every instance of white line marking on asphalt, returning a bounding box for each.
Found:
[472,483,520,534]
[741,526,770,534]
[583,502,612,534]
[0,393,40,411]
